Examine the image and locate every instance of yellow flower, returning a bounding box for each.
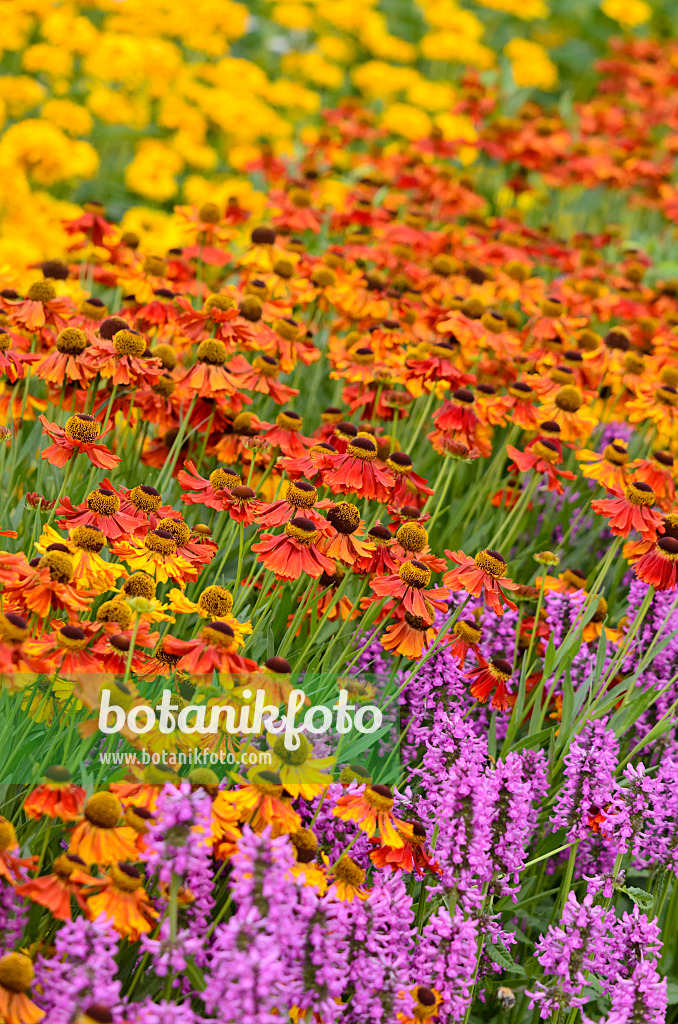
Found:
[273,2,314,29]
[476,0,549,17]
[381,103,432,140]
[505,39,558,90]
[125,140,184,201]
[22,43,73,78]
[600,0,651,27]
[41,99,93,136]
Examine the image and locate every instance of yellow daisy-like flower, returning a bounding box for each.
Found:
[265,732,335,799]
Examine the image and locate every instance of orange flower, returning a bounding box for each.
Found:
[506,439,576,494]
[0,817,38,884]
[214,771,301,836]
[466,656,515,710]
[261,410,312,457]
[443,549,519,617]
[162,621,258,679]
[634,536,678,590]
[381,608,436,659]
[576,440,630,492]
[69,792,138,866]
[23,766,85,821]
[39,414,121,470]
[85,862,158,941]
[369,822,440,877]
[0,952,44,1024]
[16,853,98,921]
[370,560,448,622]
[591,482,663,541]
[447,618,483,666]
[252,517,336,581]
[333,784,412,847]
[327,853,369,902]
[322,437,394,501]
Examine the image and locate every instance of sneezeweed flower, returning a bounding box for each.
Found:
[162,621,258,680]
[177,460,242,511]
[465,656,515,710]
[333,783,412,847]
[591,481,663,541]
[506,438,576,494]
[370,822,440,878]
[261,409,312,457]
[17,852,97,922]
[576,439,630,491]
[447,618,483,666]
[266,732,335,798]
[85,862,158,941]
[214,769,301,836]
[23,765,85,821]
[39,414,121,469]
[69,792,138,865]
[370,559,449,621]
[634,536,678,590]
[328,854,369,901]
[251,516,336,581]
[444,548,519,616]
[0,952,43,1024]
[324,435,395,501]
[381,606,437,659]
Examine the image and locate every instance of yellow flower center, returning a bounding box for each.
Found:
[65,414,101,444]
[286,481,318,509]
[602,443,629,466]
[274,733,311,765]
[96,599,133,629]
[399,559,431,589]
[396,522,428,552]
[285,517,319,544]
[87,488,121,515]
[110,862,143,893]
[198,585,233,618]
[113,329,146,357]
[532,440,560,465]
[625,482,655,507]
[346,438,377,461]
[204,293,233,313]
[327,501,361,534]
[0,612,29,644]
[72,524,106,551]
[129,484,163,513]
[276,410,302,431]
[85,791,122,829]
[334,855,365,887]
[0,952,34,993]
[0,817,17,853]
[474,549,507,577]
[27,280,56,303]
[57,327,88,355]
[157,517,190,546]
[38,550,74,583]
[56,625,89,650]
[196,339,228,365]
[554,385,582,412]
[453,619,482,644]
[145,529,177,555]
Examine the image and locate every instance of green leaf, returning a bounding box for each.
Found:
[666,982,678,1005]
[484,940,525,976]
[622,886,653,913]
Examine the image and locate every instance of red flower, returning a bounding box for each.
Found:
[506,438,576,494]
[178,460,242,512]
[591,482,663,541]
[323,437,394,501]
[56,485,145,540]
[370,560,448,621]
[39,414,120,470]
[634,536,678,590]
[261,410,312,457]
[252,517,335,581]
[163,621,258,678]
[443,549,519,617]
[466,656,515,710]
[447,619,483,666]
